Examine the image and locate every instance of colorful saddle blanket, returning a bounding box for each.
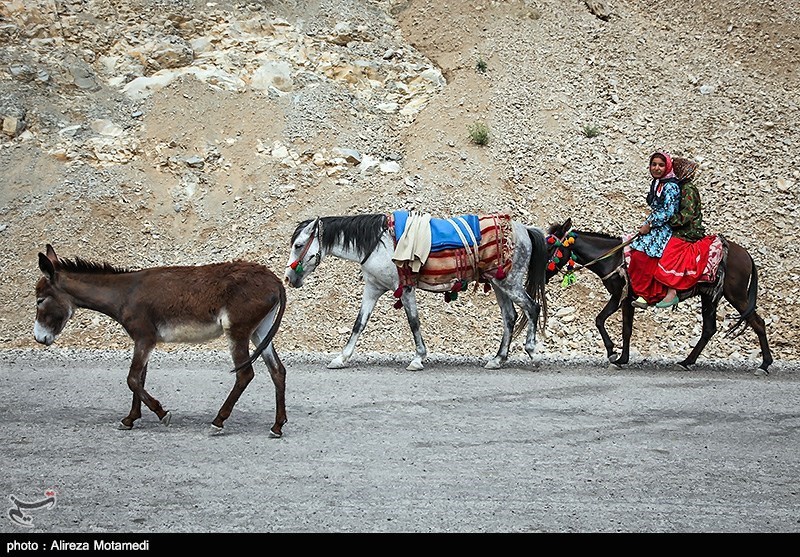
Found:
[393,210,482,251]
[624,234,725,284]
[389,213,514,292]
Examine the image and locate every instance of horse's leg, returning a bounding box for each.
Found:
[213,333,256,434]
[399,287,427,371]
[252,325,287,437]
[121,339,169,429]
[678,293,717,370]
[486,287,517,369]
[328,283,386,369]
[491,279,543,362]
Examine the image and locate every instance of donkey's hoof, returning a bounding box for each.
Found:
[754,368,769,377]
[269,429,283,438]
[210,424,224,436]
[327,356,349,369]
[160,411,172,427]
[118,422,133,430]
[406,360,424,371]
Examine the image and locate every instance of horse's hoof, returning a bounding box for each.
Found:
[160,411,172,427]
[269,429,283,438]
[118,422,133,430]
[484,359,503,370]
[327,357,348,369]
[406,360,424,371]
[754,368,769,377]
[210,424,224,436]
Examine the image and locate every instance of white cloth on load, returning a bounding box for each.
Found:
[393,211,432,272]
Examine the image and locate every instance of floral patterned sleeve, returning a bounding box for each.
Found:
[646,182,680,226]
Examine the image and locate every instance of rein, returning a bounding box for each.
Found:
[570,233,639,274]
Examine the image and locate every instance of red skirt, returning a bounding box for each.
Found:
[628,249,667,304]
[654,236,714,291]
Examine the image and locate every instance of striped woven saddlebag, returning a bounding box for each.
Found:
[390,213,515,295]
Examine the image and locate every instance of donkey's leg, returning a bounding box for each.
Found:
[399,287,427,370]
[252,324,288,437]
[122,340,169,429]
[747,311,773,373]
[612,297,634,366]
[597,295,622,362]
[679,294,717,370]
[122,361,148,429]
[213,333,256,433]
[486,287,517,369]
[328,283,387,369]
[722,295,773,374]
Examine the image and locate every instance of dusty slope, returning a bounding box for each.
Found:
[0,0,797,369]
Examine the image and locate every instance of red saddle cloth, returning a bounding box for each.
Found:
[389,213,514,292]
[625,234,724,302]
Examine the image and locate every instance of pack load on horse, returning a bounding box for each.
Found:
[34,245,289,435]
[285,211,549,370]
[544,218,773,373]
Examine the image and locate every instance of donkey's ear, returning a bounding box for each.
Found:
[45,244,58,263]
[39,252,56,280]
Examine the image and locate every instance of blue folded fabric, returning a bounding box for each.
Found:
[393,211,482,251]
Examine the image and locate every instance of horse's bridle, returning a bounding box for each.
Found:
[289,219,322,277]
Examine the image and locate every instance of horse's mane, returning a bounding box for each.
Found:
[57,256,133,274]
[292,214,389,258]
[575,230,621,242]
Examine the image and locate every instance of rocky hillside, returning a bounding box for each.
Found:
[1,0,798,368]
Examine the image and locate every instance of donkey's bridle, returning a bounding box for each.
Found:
[547,229,640,280]
[289,219,322,277]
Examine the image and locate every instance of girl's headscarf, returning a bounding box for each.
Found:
[646,150,677,205]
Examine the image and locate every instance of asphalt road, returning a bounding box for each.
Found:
[1,349,798,534]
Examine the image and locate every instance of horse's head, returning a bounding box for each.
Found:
[34,245,74,346]
[285,218,323,288]
[544,218,576,281]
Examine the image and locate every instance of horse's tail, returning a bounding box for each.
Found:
[231,281,287,373]
[513,226,549,338]
[725,247,758,339]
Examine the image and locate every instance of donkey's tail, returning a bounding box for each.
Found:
[513,226,549,339]
[231,282,287,373]
[725,251,757,339]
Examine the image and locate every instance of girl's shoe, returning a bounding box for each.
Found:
[632,296,649,309]
[656,296,679,308]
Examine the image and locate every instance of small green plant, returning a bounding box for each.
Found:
[582,124,600,138]
[476,57,488,73]
[468,122,490,145]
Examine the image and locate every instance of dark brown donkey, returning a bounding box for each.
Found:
[34,244,288,436]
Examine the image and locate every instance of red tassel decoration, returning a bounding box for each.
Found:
[393,286,404,298]
[495,266,506,280]
[394,300,403,309]
[484,283,492,293]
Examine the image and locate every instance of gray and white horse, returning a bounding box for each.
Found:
[285,213,549,370]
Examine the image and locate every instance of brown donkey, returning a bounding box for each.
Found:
[34,244,288,436]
